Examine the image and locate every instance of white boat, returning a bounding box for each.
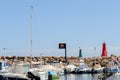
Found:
[0,73,29,80]
[74,59,92,74]
[65,64,76,73]
[77,64,91,73]
[0,61,30,80]
[28,68,47,80]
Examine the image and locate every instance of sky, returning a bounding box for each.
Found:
[0,0,120,57]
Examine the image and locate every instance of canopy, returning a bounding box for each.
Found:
[39,65,61,71]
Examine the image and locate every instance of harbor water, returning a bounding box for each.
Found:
[60,74,101,80]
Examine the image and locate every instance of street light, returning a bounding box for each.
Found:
[3,48,6,60]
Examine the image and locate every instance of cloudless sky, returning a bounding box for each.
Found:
[0,0,120,57]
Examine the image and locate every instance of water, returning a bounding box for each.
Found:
[60,74,101,80]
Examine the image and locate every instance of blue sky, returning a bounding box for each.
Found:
[0,0,120,57]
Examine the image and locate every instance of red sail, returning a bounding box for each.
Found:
[101,42,108,57]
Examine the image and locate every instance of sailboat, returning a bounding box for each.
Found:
[25,5,49,80]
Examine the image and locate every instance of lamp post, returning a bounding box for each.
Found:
[3,48,6,60]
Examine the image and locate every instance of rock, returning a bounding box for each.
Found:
[93,64,101,69]
[100,59,109,67]
[0,55,119,68]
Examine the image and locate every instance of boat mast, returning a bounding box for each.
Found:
[30,5,33,68]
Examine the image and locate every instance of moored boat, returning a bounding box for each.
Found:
[0,73,29,80]
[65,64,76,74]
[73,59,92,74]
[48,70,60,80]
[91,64,105,74]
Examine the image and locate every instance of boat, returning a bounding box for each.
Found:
[106,73,120,80]
[28,68,46,80]
[0,60,30,80]
[91,64,105,74]
[0,73,29,80]
[47,61,64,75]
[26,5,48,80]
[65,64,76,73]
[76,64,91,74]
[73,59,92,74]
[48,70,60,80]
[98,57,120,80]
[91,67,104,74]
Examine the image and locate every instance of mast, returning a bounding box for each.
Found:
[30,5,33,68]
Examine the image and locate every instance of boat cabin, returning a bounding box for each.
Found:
[0,61,9,72]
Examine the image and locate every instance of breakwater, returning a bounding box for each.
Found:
[0,54,119,67]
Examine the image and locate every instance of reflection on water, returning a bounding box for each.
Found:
[60,74,101,80]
